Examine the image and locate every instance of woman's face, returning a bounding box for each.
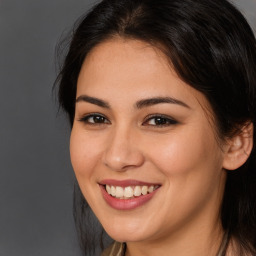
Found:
[70,38,227,243]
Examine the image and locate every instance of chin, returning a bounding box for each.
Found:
[102,221,154,243]
[106,232,144,243]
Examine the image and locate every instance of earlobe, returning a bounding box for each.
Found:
[222,122,254,171]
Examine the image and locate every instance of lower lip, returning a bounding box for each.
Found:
[100,185,159,210]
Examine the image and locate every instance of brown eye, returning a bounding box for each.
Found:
[79,114,110,124]
[90,115,106,123]
[143,115,178,127]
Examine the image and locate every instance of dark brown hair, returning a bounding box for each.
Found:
[55,0,256,255]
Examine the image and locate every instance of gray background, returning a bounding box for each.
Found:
[0,1,255,256]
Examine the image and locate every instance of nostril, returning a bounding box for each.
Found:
[102,144,145,171]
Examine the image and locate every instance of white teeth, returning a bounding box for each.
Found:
[105,184,159,199]
[106,185,111,194]
[134,186,142,196]
[124,186,133,198]
[110,186,116,196]
[148,185,154,193]
[141,186,148,195]
[115,186,124,198]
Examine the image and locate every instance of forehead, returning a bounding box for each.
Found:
[77,38,211,112]
[79,38,172,87]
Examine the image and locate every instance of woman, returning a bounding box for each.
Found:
[56,0,256,255]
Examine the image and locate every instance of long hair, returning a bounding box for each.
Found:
[55,0,256,255]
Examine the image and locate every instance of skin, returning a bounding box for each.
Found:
[70,38,229,256]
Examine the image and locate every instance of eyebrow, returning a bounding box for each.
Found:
[76,95,110,108]
[75,95,190,109]
[136,97,190,109]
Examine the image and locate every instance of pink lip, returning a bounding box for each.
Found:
[99,180,160,210]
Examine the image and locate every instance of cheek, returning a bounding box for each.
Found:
[69,128,107,209]
[70,128,103,180]
[147,126,222,178]
[146,130,224,223]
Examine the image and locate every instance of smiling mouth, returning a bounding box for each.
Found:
[104,185,160,199]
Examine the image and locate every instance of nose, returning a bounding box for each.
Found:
[102,126,145,171]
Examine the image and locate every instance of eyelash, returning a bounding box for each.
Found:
[143,114,178,127]
[78,113,110,125]
[78,113,178,127]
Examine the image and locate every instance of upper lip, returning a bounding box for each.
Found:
[99,179,161,187]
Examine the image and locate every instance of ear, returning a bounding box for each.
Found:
[222,122,254,171]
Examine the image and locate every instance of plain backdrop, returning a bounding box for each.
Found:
[0,0,255,256]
